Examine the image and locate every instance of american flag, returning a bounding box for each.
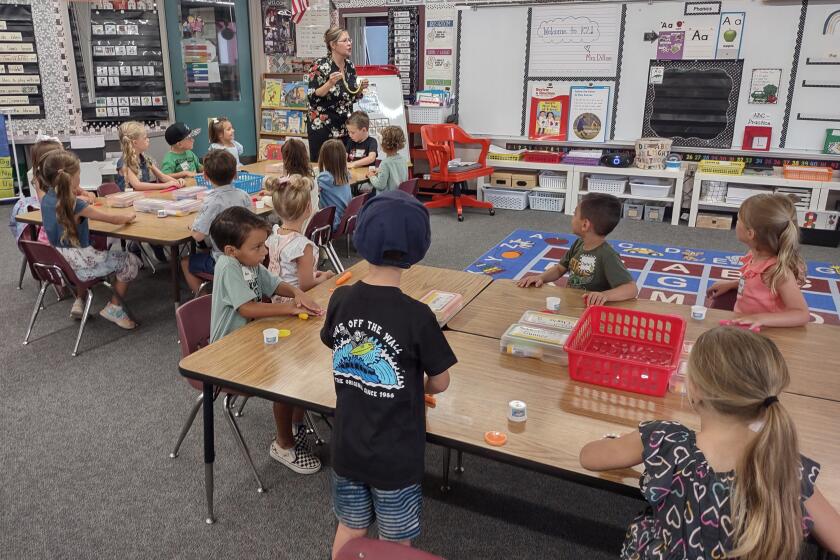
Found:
[291,0,309,24]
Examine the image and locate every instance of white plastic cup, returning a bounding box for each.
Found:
[368,165,376,173]
[546,296,561,311]
[156,209,167,218]
[691,305,707,321]
[255,200,265,210]
[263,328,279,344]
[508,400,527,423]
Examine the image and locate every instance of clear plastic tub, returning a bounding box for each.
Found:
[518,310,577,332]
[419,290,464,325]
[629,177,672,198]
[173,186,207,200]
[501,323,569,365]
[133,198,168,213]
[105,191,144,207]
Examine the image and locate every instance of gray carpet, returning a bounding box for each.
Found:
[2,203,834,559]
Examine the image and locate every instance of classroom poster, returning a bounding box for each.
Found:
[294,0,330,59]
[658,15,719,59]
[528,84,568,140]
[716,12,745,59]
[748,68,781,104]
[568,86,610,143]
[423,12,455,89]
[657,31,685,60]
[528,5,621,77]
[262,0,295,56]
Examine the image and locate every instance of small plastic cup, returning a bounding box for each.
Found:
[255,200,265,210]
[691,305,707,321]
[156,209,167,218]
[263,328,279,344]
[546,296,561,311]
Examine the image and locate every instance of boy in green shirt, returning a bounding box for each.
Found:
[517,192,638,306]
[161,122,202,179]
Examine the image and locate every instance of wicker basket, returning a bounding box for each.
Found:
[406,105,453,125]
[483,187,529,210]
[587,175,627,195]
[697,160,745,176]
[634,138,672,170]
[528,190,565,212]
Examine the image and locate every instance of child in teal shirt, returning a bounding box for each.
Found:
[367,126,408,193]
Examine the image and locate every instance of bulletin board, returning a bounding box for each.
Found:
[456,0,835,154]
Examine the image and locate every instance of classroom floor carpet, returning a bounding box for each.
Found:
[466,229,840,325]
[1,204,834,559]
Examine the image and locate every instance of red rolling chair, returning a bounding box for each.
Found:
[330,193,367,257]
[336,538,443,560]
[420,124,495,222]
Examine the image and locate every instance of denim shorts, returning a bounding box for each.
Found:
[331,472,422,542]
[188,252,215,275]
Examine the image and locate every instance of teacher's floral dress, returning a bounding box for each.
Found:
[307,56,364,157]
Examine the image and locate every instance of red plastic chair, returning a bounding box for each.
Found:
[398,178,419,197]
[336,538,443,560]
[170,295,266,493]
[707,290,737,311]
[420,124,495,222]
[306,205,343,273]
[330,193,367,257]
[97,182,120,197]
[20,240,135,356]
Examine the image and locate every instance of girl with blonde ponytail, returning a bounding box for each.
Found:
[39,150,141,329]
[707,193,810,328]
[580,327,840,559]
[116,121,182,192]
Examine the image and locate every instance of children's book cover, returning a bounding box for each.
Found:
[258,138,284,161]
[282,81,307,108]
[529,94,569,141]
[262,78,284,108]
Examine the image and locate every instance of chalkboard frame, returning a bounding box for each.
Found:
[642,59,744,148]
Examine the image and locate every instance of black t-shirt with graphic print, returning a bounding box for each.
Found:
[345,136,378,163]
[320,281,457,490]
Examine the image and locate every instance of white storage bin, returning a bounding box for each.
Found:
[528,190,565,212]
[538,171,566,190]
[629,177,672,198]
[407,105,453,125]
[700,180,727,203]
[483,187,530,210]
[587,174,627,195]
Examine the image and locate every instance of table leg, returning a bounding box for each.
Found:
[203,382,215,524]
[455,450,464,474]
[171,244,181,307]
[440,447,451,494]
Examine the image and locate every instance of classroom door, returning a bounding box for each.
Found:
[164,0,255,158]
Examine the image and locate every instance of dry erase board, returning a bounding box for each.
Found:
[642,59,743,148]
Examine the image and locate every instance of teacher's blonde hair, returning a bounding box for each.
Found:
[324,27,348,53]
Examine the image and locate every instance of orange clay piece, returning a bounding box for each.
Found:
[335,271,353,286]
[484,431,507,446]
[424,394,437,407]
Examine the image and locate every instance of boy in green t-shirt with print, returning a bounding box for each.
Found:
[517,192,638,306]
[161,122,202,179]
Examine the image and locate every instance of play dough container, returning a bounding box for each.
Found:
[419,290,464,325]
[500,323,570,365]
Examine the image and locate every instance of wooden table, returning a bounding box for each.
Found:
[16,195,271,307]
[447,280,840,403]
[242,161,370,185]
[178,264,490,522]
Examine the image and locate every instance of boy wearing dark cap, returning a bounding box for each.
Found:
[161,122,202,179]
[320,191,455,557]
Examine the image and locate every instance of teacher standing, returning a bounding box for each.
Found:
[307,27,368,162]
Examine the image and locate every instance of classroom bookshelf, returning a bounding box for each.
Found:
[258,73,309,161]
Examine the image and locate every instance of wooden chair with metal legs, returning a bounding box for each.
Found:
[20,240,136,357]
[170,295,266,495]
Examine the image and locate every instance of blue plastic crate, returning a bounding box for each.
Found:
[195,171,264,194]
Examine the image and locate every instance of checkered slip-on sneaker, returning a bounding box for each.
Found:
[269,439,321,475]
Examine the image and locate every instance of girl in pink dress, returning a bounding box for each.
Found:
[707,193,810,328]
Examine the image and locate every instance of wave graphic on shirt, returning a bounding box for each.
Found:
[333,328,403,389]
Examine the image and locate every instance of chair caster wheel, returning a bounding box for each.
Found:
[458,215,464,222]
[489,209,495,216]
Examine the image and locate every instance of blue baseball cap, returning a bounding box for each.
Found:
[354,191,431,269]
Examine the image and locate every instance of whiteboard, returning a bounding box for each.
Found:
[458,7,528,136]
[355,70,410,161]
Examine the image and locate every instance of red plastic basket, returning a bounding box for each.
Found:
[563,306,686,397]
[522,151,564,164]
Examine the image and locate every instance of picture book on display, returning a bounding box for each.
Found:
[283,81,307,108]
[261,78,284,108]
[529,94,569,141]
[261,109,307,135]
[258,138,284,161]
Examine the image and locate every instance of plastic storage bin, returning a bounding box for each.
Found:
[699,180,727,203]
[629,177,672,198]
[518,310,577,332]
[483,187,529,210]
[622,201,644,220]
[133,198,168,213]
[522,151,563,163]
[173,186,207,200]
[538,171,566,190]
[783,165,833,182]
[644,204,666,222]
[587,175,627,195]
[406,105,453,125]
[501,323,570,365]
[105,191,144,207]
[698,160,745,176]
[528,190,565,212]
[196,171,264,194]
[419,290,464,325]
[563,306,687,397]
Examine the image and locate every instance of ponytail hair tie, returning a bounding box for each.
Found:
[762,395,778,408]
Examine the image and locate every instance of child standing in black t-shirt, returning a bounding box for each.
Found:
[344,111,378,169]
[320,191,455,557]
